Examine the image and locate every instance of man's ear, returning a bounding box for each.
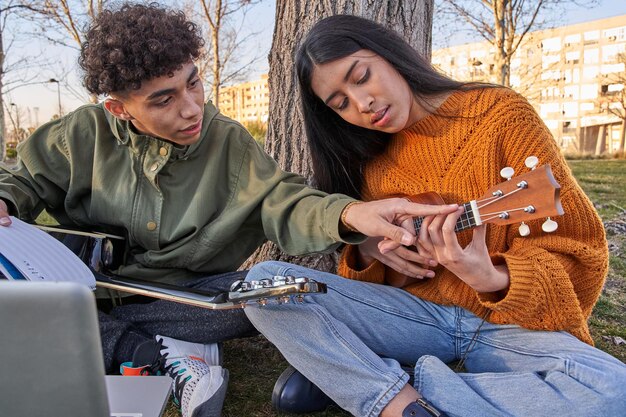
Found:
[104,98,133,120]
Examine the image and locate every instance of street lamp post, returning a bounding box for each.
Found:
[10,103,21,142]
[10,103,20,131]
[48,78,62,117]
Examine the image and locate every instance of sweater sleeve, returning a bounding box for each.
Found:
[476,92,608,336]
[337,243,387,284]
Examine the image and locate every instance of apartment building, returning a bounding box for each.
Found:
[218,73,270,123]
[432,15,626,154]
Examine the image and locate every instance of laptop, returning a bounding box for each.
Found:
[0,281,172,417]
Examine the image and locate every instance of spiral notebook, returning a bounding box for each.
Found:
[0,216,96,288]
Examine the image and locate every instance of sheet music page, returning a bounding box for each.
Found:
[0,217,96,289]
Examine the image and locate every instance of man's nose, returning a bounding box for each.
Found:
[180,92,201,119]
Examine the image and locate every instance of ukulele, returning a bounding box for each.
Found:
[386,157,564,288]
[36,227,327,309]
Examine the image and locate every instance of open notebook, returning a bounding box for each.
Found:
[0,281,172,417]
[0,216,98,287]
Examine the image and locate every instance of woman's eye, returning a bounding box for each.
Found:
[356,70,370,85]
[337,97,348,111]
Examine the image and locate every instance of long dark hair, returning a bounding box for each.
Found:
[296,14,467,198]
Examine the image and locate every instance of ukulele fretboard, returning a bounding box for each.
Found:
[413,201,477,235]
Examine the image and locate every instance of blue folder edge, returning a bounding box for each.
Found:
[0,252,27,280]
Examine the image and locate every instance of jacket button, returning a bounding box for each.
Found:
[146,221,157,231]
[150,162,159,172]
[159,147,168,156]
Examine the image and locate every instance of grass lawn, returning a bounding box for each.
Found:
[568,159,626,363]
[36,159,626,417]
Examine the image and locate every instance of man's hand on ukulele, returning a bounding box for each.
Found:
[343,198,458,246]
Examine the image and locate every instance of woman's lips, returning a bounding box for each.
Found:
[371,106,390,127]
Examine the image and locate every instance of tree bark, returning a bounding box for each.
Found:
[0,12,6,161]
[617,116,626,156]
[595,125,606,156]
[241,0,434,272]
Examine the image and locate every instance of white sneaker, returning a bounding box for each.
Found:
[157,335,222,366]
[156,335,228,417]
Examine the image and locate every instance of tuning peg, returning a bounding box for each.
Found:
[542,217,558,233]
[525,156,539,170]
[519,222,531,237]
[500,167,515,181]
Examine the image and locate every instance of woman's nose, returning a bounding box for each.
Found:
[355,94,374,113]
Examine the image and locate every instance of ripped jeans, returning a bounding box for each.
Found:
[244,261,626,417]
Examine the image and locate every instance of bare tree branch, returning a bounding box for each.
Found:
[436,0,599,85]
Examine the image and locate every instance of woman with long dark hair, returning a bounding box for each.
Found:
[245,15,626,417]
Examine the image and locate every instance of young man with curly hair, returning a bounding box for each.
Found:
[0,3,455,416]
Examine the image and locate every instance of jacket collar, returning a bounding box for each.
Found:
[103,101,220,160]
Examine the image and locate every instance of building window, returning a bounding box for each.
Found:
[542,37,561,52]
[565,51,580,64]
[603,26,626,41]
[583,66,599,80]
[601,83,624,96]
[564,33,581,45]
[584,48,599,64]
[583,30,600,45]
[602,43,626,63]
[581,84,598,99]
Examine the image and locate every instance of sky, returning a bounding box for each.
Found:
[4,0,626,127]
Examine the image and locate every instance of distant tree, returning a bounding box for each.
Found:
[242,119,267,146]
[241,0,435,271]
[194,0,265,109]
[1,1,42,161]
[597,53,626,156]
[25,0,108,103]
[436,0,599,86]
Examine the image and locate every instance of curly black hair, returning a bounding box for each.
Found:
[79,2,204,95]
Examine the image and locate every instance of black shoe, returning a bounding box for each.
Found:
[272,366,335,414]
[120,337,167,376]
[402,398,449,417]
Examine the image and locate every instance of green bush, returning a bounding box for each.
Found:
[242,120,267,147]
[5,148,17,159]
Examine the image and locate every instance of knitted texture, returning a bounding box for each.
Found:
[338,87,608,344]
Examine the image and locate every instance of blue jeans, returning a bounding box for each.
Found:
[244,261,626,417]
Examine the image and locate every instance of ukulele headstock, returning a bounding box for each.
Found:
[477,163,564,229]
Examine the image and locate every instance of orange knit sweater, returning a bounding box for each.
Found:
[338,87,608,345]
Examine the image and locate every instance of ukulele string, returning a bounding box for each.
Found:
[478,206,535,222]
[475,187,524,210]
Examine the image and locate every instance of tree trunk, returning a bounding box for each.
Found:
[595,125,606,156]
[619,118,626,156]
[241,0,434,272]
[211,0,222,109]
[492,0,509,86]
[0,10,6,161]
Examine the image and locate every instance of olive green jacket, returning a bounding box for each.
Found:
[0,103,360,284]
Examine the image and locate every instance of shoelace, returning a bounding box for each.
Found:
[165,360,193,405]
[146,338,168,375]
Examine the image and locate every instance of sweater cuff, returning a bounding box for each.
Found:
[337,244,386,284]
[477,250,540,313]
